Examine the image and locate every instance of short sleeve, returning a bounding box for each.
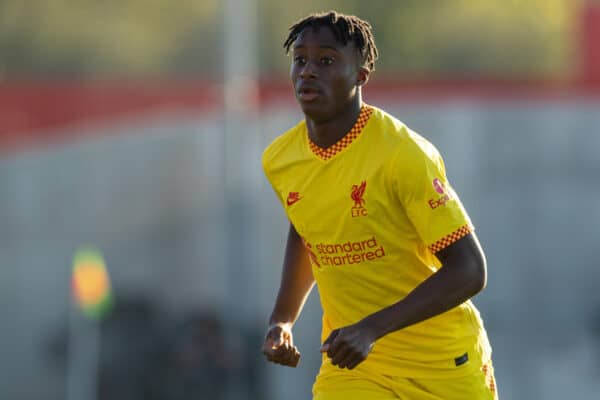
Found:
[391,138,474,254]
[262,149,285,206]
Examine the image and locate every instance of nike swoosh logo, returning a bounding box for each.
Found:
[286,192,302,206]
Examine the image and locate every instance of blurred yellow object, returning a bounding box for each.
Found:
[71,247,112,319]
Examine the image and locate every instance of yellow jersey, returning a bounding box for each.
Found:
[262,104,492,379]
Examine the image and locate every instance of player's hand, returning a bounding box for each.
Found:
[320,321,377,370]
[262,323,301,367]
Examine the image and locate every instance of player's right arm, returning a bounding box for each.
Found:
[262,223,315,367]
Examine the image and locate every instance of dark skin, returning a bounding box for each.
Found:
[262,26,488,369]
[262,224,313,367]
[290,26,370,148]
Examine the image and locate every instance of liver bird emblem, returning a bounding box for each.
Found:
[351,181,367,208]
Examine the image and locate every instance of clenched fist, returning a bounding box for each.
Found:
[262,323,301,367]
[320,321,377,370]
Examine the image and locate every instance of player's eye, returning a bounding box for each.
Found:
[320,57,335,65]
[293,56,306,65]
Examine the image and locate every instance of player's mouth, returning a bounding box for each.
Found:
[297,84,321,102]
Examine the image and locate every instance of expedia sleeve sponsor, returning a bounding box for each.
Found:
[391,138,473,253]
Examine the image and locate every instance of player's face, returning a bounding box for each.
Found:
[290,27,366,120]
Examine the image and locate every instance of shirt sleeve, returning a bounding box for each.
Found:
[262,150,285,207]
[390,138,474,254]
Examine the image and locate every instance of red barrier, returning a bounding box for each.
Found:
[581,2,600,86]
[0,81,221,152]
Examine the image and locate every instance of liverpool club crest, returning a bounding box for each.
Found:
[350,181,368,217]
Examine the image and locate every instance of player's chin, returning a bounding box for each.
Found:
[297,100,330,119]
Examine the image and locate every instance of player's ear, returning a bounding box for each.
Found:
[356,66,370,86]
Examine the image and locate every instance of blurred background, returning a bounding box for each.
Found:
[1,0,599,399]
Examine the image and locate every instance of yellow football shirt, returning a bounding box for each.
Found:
[262,104,492,379]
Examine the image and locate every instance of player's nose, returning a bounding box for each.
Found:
[299,61,318,79]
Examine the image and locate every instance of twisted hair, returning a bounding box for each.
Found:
[283,11,379,71]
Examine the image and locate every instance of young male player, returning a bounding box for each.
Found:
[261,11,498,399]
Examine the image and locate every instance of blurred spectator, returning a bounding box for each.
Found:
[97,297,164,400]
[48,298,265,400]
[157,310,243,400]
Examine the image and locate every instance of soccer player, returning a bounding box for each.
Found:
[261,11,498,400]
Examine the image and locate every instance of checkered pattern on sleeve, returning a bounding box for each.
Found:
[427,224,473,253]
[482,363,497,396]
[308,105,374,161]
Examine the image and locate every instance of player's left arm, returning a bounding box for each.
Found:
[322,232,486,370]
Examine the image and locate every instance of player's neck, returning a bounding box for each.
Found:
[306,97,362,149]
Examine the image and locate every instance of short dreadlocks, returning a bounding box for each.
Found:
[283,11,379,71]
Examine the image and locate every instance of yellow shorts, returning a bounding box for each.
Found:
[313,362,498,400]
